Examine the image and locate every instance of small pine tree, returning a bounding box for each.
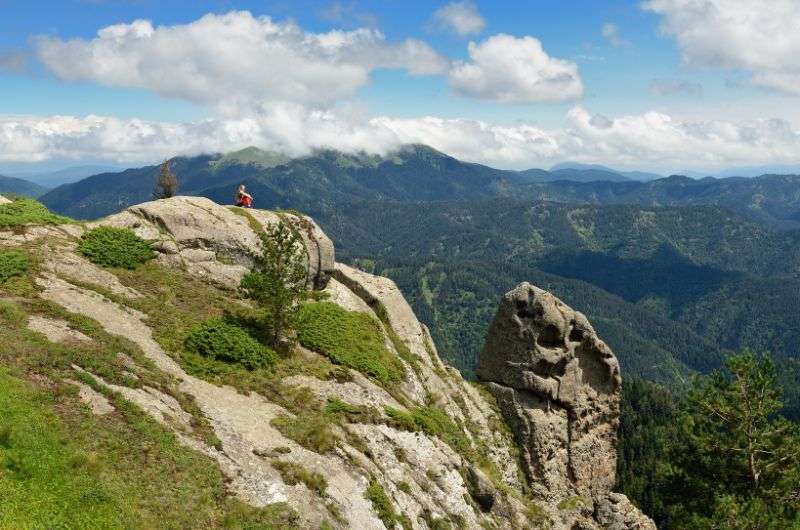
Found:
[153,160,178,199]
[664,351,800,528]
[240,219,308,347]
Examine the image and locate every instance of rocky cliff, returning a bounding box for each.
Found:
[0,194,654,529]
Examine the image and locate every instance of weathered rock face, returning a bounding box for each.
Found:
[101,196,335,290]
[0,194,10,204]
[478,282,655,529]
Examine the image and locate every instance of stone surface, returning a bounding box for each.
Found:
[27,315,92,344]
[478,282,654,529]
[64,378,115,415]
[100,197,334,290]
[0,194,10,205]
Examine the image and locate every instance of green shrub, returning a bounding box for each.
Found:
[0,250,29,283]
[296,302,405,384]
[79,226,154,269]
[385,406,472,456]
[271,460,327,495]
[184,319,277,370]
[0,198,71,228]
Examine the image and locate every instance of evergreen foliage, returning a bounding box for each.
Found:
[296,301,405,384]
[0,250,29,284]
[663,351,800,528]
[184,318,277,370]
[153,160,178,199]
[619,352,800,528]
[240,220,308,347]
[78,226,154,269]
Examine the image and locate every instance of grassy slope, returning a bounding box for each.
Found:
[0,201,300,529]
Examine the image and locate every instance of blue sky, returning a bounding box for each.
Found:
[2,0,800,173]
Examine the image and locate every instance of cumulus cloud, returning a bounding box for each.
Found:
[449,34,584,103]
[34,11,448,114]
[5,106,800,172]
[649,78,703,96]
[643,0,800,95]
[431,1,486,36]
[601,23,630,48]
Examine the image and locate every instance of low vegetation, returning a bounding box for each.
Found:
[184,318,277,370]
[296,301,405,384]
[271,413,338,454]
[365,479,408,530]
[385,406,472,456]
[0,250,29,283]
[79,226,154,269]
[271,460,328,495]
[0,197,71,228]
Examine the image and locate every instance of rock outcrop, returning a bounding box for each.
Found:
[0,194,10,204]
[478,283,655,529]
[5,196,655,529]
[101,196,335,290]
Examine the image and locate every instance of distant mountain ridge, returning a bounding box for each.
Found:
[39,145,800,229]
[0,174,48,198]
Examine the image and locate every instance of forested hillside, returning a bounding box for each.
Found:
[0,175,48,198]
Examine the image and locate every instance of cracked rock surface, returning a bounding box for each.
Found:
[478,282,655,529]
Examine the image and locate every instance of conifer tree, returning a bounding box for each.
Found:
[153,160,178,199]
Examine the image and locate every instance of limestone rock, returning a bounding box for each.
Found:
[100,197,334,290]
[0,194,10,205]
[595,493,658,530]
[27,315,92,344]
[478,282,654,529]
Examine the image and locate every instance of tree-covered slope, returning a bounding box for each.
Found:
[0,174,48,198]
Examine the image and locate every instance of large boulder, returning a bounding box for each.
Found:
[478,282,655,529]
[100,197,334,290]
[0,194,11,205]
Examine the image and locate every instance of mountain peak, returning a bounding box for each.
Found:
[209,146,291,171]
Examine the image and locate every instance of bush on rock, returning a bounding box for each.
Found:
[79,226,154,269]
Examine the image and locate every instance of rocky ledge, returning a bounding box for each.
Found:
[1,195,654,529]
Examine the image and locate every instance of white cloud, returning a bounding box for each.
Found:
[643,0,800,95]
[601,23,630,48]
[449,34,584,103]
[5,106,800,173]
[431,1,486,36]
[34,11,448,114]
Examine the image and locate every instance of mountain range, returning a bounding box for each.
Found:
[38,146,800,230]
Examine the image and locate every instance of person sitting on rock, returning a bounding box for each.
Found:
[235,184,253,208]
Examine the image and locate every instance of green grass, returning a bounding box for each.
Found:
[271,412,339,454]
[0,197,71,228]
[365,479,400,529]
[296,302,405,384]
[271,460,328,495]
[0,369,130,528]
[79,226,154,269]
[0,250,29,284]
[185,318,277,370]
[0,368,299,529]
[385,406,472,457]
